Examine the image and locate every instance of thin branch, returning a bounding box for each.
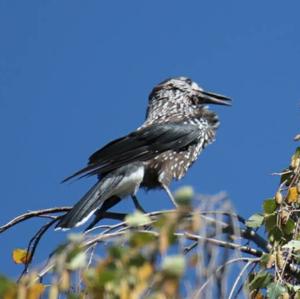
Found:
[228,260,255,299]
[0,207,71,233]
[183,232,264,257]
[35,230,127,281]
[84,227,264,258]
[192,257,259,299]
[19,218,58,279]
[241,227,270,252]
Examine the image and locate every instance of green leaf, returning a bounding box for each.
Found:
[0,275,16,296]
[267,282,286,299]
[130,231,156,248]
[246,213,264,228]
[269,227,283,243]
[174,186,194,206]
[68,251,87,270]
[265,214,277,233]
[263,199,277,214]
[161,255,185,277]
[286,282,300,293]
[294,147,300,159]
[98,270,118,286]
[248,271,272,291]
[109,246,128,260]
[128,254,147,267]
[282,240,300,251]
[66,247,82,263]
[125,211,151,227]
[68,233,84,243]
[260,253,271,267]
[283,218,296,235]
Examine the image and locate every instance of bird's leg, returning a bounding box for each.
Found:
[162,184,178,208]
[131,195,147,213]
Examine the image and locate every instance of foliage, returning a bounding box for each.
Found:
[244,146,300,298]
[2,145,300,298]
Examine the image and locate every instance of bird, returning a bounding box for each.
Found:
[56,77,231,229]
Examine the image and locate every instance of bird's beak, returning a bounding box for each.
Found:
[199,90,232,106]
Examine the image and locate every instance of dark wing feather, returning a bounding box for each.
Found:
[62,123,200,182]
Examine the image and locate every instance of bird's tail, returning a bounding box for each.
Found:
[56,175,122,229]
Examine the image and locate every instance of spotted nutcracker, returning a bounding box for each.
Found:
[56,77,231,229]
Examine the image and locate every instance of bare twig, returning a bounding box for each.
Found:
[192,257,259,299]
[0,207,71,233]
[228,260,256,299]
[19,218,58,279]
[183,232,263,257]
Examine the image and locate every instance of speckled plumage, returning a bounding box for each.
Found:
[56,77,231,229]
[139,77,224,188]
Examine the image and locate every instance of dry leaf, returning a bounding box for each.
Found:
[291,155,300,169]
[120,279,129,299]
[266,254,275,269]
[276,251,284,269]
[59,270,70,292]
[250,291,264,299]
[282,292,290,299]
[49,284,59,299]
[27,283,45,299]
[287,187,298,203]
[275,191,283,204]
[159,227,169,254]
[192,210,201,232]
[12,249,31,264]
[137,263,153,281]
[163,278,178,298]
[280,210,290,224]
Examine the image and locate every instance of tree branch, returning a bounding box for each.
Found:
[0,207,71,233]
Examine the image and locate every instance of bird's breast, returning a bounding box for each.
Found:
[142,141,205,188]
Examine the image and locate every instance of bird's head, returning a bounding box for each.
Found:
[145,76,231,121]
[151,76,231,106]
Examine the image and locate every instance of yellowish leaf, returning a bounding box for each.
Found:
[163,278,178,298]
[276,250,284,269]
[252,292,264,299]
[27,283,45,299]
[291,155,300,169]
[266,254,275,269]
[188,254,199,267]
[59,270,70,292]
[159,227,169,254]
[297,182,300,194]
[49,284,59,299]
[120,279,129,299]
[12,249,31,264]
[137,263,153,281]
[16,284,26,299]
[287,187,298,203]
[192,210,201,232]
[130,283,148,299]
[280,210,289,224]
[275,191,283,204]
[3,288,17,299]
[282,292,290,299]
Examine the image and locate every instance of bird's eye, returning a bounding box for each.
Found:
[186,78,192,85]
[190,95,198,105]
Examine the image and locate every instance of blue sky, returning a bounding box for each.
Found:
[1,1,300,277]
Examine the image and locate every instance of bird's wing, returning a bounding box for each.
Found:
[62,123,200,182]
